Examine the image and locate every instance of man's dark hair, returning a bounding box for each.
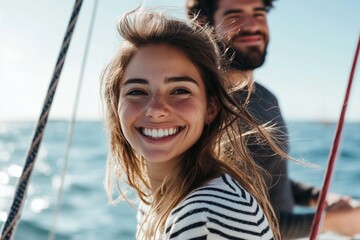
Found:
[186,0,275,25]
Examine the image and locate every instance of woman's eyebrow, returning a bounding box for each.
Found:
[165,76,199,86]
[122,76,199,86]
[123,78,148,86]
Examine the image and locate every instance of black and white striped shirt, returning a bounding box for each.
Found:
[137,174,274,239]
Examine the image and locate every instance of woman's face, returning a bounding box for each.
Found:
[118,44,216,164]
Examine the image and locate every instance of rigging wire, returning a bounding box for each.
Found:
[309,34,360,240]
[0,1,84,240]
[48,0,99,239]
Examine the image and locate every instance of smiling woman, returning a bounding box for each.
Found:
[100,8,289,240]
[119,44,211,165]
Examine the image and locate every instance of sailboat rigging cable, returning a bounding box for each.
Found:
[0,1,84,239]
[309,34,360,240]
[48,0,98,240]
[48,1,99,239]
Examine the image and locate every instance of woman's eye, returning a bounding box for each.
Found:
[172,88,190,95]
[126,90,146,96]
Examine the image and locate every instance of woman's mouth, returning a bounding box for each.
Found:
[140,127,182,139]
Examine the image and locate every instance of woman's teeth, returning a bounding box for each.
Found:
[142,128,179,138]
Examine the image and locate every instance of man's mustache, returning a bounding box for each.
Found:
[228,31,265,43]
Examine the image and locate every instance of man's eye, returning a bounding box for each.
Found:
[225,14,242,21]
[126,90,146,96]
[172,88,190,95]
[227,16,238,20]
[254,13,266,18]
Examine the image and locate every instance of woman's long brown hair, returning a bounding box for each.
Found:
[101,8,286,239]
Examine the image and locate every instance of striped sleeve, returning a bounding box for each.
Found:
[164,174,274,240]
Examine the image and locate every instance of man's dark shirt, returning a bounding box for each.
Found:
[237,82,319,239]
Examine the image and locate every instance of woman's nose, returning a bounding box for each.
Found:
[145,96,170,119]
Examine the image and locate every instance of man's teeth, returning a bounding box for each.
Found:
[142,128,179,138]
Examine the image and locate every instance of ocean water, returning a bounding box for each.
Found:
[0,121,359,240]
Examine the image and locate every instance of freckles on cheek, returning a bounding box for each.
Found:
[175,101,206,119]
[118,101,130,120]
[118,104,134,120]
[118,105,133,142]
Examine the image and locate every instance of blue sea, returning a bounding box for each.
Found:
[0,121,359,240]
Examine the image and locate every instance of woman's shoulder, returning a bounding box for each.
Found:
[164,174,274,239]
[172,174,260,216]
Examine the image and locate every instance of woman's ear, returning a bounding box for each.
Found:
[206,97,220,124]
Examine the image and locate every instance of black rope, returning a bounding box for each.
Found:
[48,0,98,238]
[0,1,83,239]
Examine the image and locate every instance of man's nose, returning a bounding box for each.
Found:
[240,16,259,33]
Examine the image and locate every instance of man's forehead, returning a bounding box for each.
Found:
[217,0,265,11]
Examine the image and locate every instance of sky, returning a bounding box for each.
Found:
[0,0,359,122]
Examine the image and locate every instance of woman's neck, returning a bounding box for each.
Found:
[145,159,180,192]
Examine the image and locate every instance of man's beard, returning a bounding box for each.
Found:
[226,45,267,71]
